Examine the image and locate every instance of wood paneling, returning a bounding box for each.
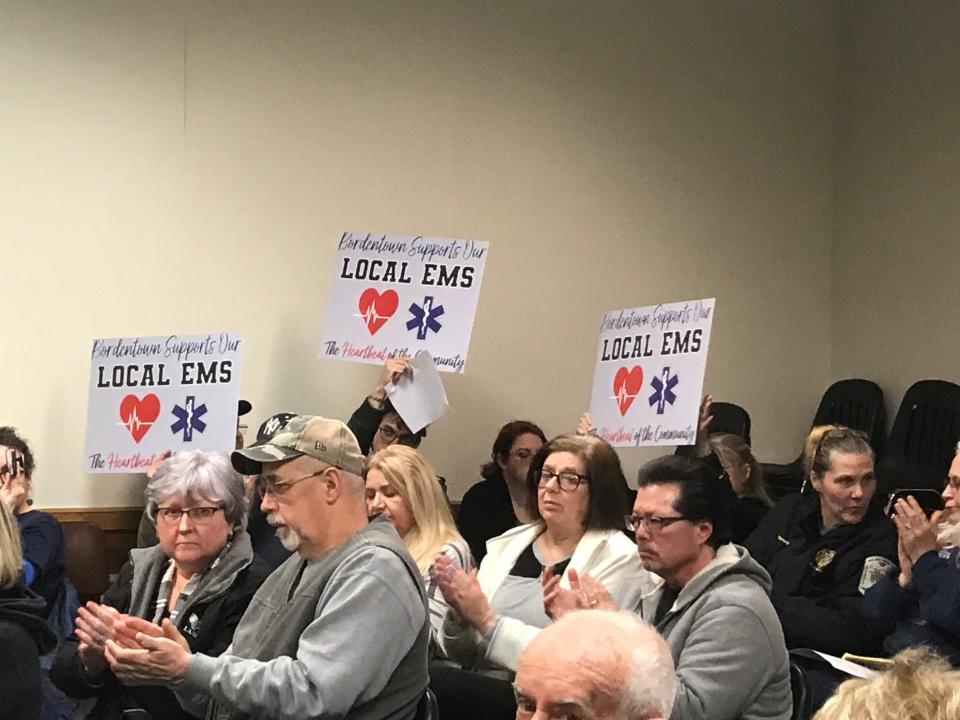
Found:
[45,506,143,576]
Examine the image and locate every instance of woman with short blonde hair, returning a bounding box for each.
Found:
[364,445,471,653]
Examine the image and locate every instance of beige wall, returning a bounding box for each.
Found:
[1,1,839,507]
[832,2,960,423]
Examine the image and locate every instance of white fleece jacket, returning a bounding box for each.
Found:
[438,522,654,671]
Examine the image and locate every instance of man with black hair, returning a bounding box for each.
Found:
[627,455,791,720]
[546,454,791,719]
[348,358,427,455]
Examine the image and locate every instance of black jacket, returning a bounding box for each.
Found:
[0,585,57,720]
[743,493,897,655]
[456,476,518,564]
[347,398,387,456]
[51,535,272,720]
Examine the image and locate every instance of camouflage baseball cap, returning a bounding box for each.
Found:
[231,415,364,476]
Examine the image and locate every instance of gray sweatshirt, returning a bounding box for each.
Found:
[637,544,792,720]
[177,518,428,720]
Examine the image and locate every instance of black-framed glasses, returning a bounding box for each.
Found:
[537,469,589,492]
[156,506,223,524]
[625,513,689,533]
[378,423,420,447]
[256,469,326,498]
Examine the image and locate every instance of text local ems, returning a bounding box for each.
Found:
[339,258,475,289]
[96,361,233,388]
[601,329,703,361]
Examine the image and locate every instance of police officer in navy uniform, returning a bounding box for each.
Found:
[744,427,897,657]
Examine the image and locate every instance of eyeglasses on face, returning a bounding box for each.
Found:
[537,469,589,492]
[378,423,420,447]
[255,469,326,498]
[625,513,689,533]
[155,506,223,524]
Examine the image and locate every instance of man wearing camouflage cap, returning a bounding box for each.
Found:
[104,415,429,720]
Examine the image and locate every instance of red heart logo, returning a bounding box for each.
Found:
[119,393,161,443]
[613,366,644,416]
[358,288,399,335]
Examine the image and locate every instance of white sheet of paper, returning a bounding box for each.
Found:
[811,651,878,679]
[385,351,450,433]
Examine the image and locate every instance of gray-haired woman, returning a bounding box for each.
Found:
[51,451,272,720]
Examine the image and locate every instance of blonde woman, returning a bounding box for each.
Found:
[364,444,471,653]
[813,648,960,720]
[1,488,56,719]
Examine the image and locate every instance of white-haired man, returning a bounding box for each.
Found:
[513,610,676,720]
[103,416,429,720]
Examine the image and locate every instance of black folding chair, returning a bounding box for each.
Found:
[764,379,886,498]
[878,380,960,496]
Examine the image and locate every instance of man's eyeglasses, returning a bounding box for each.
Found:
[256,469,326,498]
[625,514,689,533]
[537,469,589,492]
[156,506,223,524]
[378,424,420,448]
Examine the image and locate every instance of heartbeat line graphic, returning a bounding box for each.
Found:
[117,408,154,433]
[356,302,390,326]
[610,385,639,402]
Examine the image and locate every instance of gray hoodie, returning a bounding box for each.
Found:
[637,544,792,720]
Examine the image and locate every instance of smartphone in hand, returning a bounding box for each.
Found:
[884,488,944,517]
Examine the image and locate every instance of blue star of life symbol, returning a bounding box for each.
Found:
[171,396,208,441]
[649,367,679,415]
[406,296,445,340]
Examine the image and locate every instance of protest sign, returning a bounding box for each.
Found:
[318,232,488,373]
[588,299,715,447]
[84,332,243,473]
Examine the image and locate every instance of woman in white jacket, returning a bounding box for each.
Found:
[431,434,652,719]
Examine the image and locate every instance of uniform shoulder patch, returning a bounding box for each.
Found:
[859,555,896,594]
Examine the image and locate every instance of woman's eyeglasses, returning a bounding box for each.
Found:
[537,469,589,492]
[155,506,223,524]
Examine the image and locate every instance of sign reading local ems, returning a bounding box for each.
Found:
[318,232,488,374]
[83,333,243,473]
[588,299,715,447]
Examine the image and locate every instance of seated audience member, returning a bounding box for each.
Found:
[812,647,960,720]
[348,357,427,455]
[550,454,790,720]
[102,416,429,720]
[457,421,546,562]
[365,444,472,655]
[0,428,68,624]
[709,433,773,542]
[51,451,272,720]
[861,443,960,664]
[429,434,647,720]
[137,400,252,548]
[137,412,298,569]
[1,494,57,720]
[744,427,897,656]
[514,610,676,720]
